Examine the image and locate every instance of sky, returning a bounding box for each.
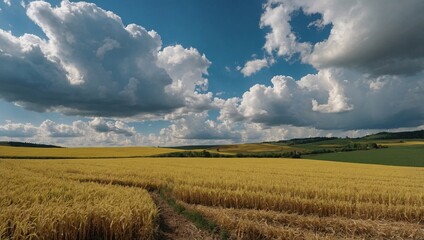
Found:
[0,0,423,146]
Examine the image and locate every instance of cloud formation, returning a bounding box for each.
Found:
[0,0,212,118]
[260,2,311,60]
[3,0,11,7]
[161,112,240,140]
[1,0,424,144]
[2,116,424,147]
[40,119,83,138]
[0,118,147,146]
[222,68,424,130]
[157,45,213,113]
[231,0,424,130]
[257,0,424,76]
[89,117,135,137]
[240,58,269,77]
[0,120,38,137]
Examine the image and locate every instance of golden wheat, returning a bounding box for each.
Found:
[0,164,158,240]
[0,145,179,158]
[184,202,424,239]
[1,155,423,239]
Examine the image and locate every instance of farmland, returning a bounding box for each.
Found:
[207,138,424,167]
[1,145,423,239]
[0,145,180,159]
[305,145,424,167]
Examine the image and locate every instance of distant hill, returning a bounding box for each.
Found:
[363,130,424,140]
[269,130,424,144]
[170,145,220,150]
[268,137,338,145]
[0,141,62,148]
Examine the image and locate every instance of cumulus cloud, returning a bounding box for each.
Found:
[0,120,38,137]
[3,0,11,7]
[0,0,212,118]
[304,0,424,76]
[240,58,269,77]
[229,0,424,131]
[40,119,83,137]
[261,0,424,76]
[2,117,424,146]
[221,69,424,130]
[260,2,311,60]
[242,0,424,76]
[0,117,238,146]
[161,112,240,140]
[0,118,149,146]
[157,44,213,111]
[89,117,135,137]
[2,0,424,144]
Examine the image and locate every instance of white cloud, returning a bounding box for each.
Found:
[261,0,424,76]
[1,117,424,147]
[230,0,424,131]
[0,117,237,147]
[89,117,135,137]
[0,121,38,137]
[220,69,424,130]
[216,92,225,97]
[240,0,312,76]
[40,120,83,138]
[0,118,146,146]
[310,71,353,113]
[158,44,212,104]
[260,2,311,60]
[161,112,240,141]
[3,0,11,7]
[242,0,424,75]
[240,58,269,77]
[1,0,424,144]
[0,0,213,118]
[304,0,424,76]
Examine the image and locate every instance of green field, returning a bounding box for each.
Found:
[304,146,424,167]
[206,138,424,167]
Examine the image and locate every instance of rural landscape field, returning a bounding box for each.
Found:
[1,131,424,239]
[1,0,424,239]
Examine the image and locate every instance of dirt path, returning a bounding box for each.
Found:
[150,192,219,240]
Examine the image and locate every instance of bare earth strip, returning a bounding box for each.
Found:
[150,192,218,240]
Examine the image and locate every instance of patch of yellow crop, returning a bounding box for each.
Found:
[379,141,424,146]
[212,143,298,153]
[0,146,180,158]
[0,162,158,239]
[1,156,423,239]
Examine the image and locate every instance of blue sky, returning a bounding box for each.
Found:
[0,0,423,146]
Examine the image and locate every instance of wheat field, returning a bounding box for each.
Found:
[209,143,300,154]
[1,147,423,239]
[379,141,424,147]
[0,146,179,158]
[0,162,158,240]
